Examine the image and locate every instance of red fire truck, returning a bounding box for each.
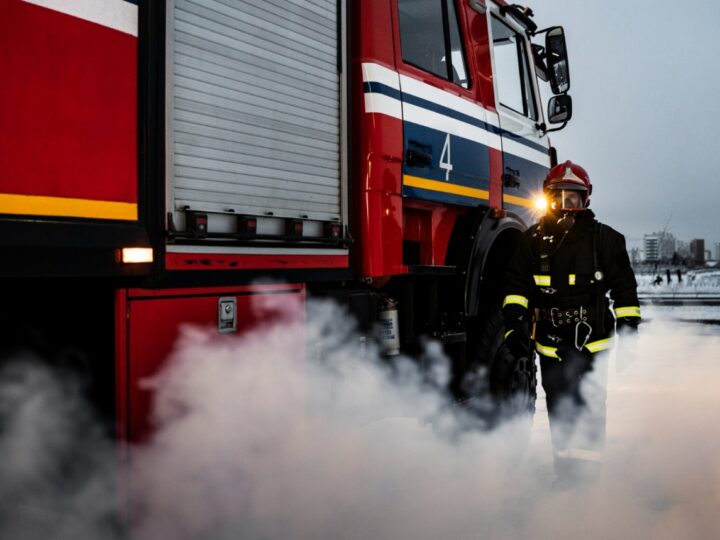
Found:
[0,0,572,440]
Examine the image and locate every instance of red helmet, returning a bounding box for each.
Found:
[543,160,592,211]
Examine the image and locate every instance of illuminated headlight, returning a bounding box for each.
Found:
[533,195,548,212]
[121,247,154,264]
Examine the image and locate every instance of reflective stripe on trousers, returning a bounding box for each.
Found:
[536,337,614,358]
[555,448,603,463]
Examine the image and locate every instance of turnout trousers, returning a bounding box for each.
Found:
[538,346,609,481]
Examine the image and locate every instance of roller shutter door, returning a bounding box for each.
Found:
[168,0,341,222]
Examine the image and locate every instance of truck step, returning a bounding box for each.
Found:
[407,265,457,276]
[435,332,467,344]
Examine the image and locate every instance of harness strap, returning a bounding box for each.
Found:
[592,221,606,335]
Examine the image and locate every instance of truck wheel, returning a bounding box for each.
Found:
[461,307,537,427]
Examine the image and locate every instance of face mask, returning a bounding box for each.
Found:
[549,189,585,212]
[555,212,576,232]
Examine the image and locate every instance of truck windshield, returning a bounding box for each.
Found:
[490,15,537,120]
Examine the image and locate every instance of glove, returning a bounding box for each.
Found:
[616,316,639,336]
[615,317,639,372]
[504,325,531,360]
[502,303,531,359]
[555,344,593,383]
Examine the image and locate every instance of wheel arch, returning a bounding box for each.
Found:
[465,211,528,317]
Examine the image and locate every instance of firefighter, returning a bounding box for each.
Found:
[502,161,640,487]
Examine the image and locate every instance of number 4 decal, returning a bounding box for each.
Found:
[439,133,453,181]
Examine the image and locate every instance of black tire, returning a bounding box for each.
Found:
[460,307,537,428]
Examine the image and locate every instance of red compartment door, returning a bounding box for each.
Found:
[116,284,306,444]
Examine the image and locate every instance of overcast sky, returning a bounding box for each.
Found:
[533,0,720,252]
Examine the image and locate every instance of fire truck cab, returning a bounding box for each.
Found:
[0,0,572,438]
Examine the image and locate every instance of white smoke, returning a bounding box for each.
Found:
[1,301,720,539]
[0,356,117,539]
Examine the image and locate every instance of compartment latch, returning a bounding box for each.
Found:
[218,297,237,334]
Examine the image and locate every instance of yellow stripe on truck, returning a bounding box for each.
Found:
[403,175,536,208]
[0,193,138,221]
[403,175,489,200]
[503,194,534,208]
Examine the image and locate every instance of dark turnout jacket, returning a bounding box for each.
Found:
[503,210,640,358]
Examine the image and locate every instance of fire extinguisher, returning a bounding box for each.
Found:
[378,296,400,356]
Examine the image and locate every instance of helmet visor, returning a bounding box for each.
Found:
[548,189,585,211]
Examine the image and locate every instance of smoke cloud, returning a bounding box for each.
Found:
[0,356,117,539]
[1,301,719,539]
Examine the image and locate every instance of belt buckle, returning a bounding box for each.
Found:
[549,307,560,328]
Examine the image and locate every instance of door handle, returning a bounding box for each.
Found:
[503,167,521,188]
[406,149,432,168]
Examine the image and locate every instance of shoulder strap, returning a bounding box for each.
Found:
[529,224,544,272]
[591,220,607,334]
[591,220,605,277]
[592,220,600,274]
[534,221,570,274]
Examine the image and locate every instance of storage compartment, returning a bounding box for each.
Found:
[166,0,346,239]
[117,283,305,442]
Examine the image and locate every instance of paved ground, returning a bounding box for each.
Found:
[525,305,720,538]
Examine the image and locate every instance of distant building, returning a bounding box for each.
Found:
[643,232,675,262]
[676,240,690,258]
[715,242,720,261]
[644,235,659,262]
[660,233,676,260]
[629,247,641,264]
[690,239,705,265]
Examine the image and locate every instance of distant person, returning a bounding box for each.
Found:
[677,268,682,283]
[654,275,663,286]
[666,268,672,284]
[501,161,641,488]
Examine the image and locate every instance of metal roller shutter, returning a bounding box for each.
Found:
[168,0,341,223]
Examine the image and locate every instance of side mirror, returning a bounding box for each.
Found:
[548,94,572,124]
[545,27,570,94]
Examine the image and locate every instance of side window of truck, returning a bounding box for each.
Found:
[490,16,537,120]
[398,0,470,88]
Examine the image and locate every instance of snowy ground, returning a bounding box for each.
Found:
[637,269,720,300]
